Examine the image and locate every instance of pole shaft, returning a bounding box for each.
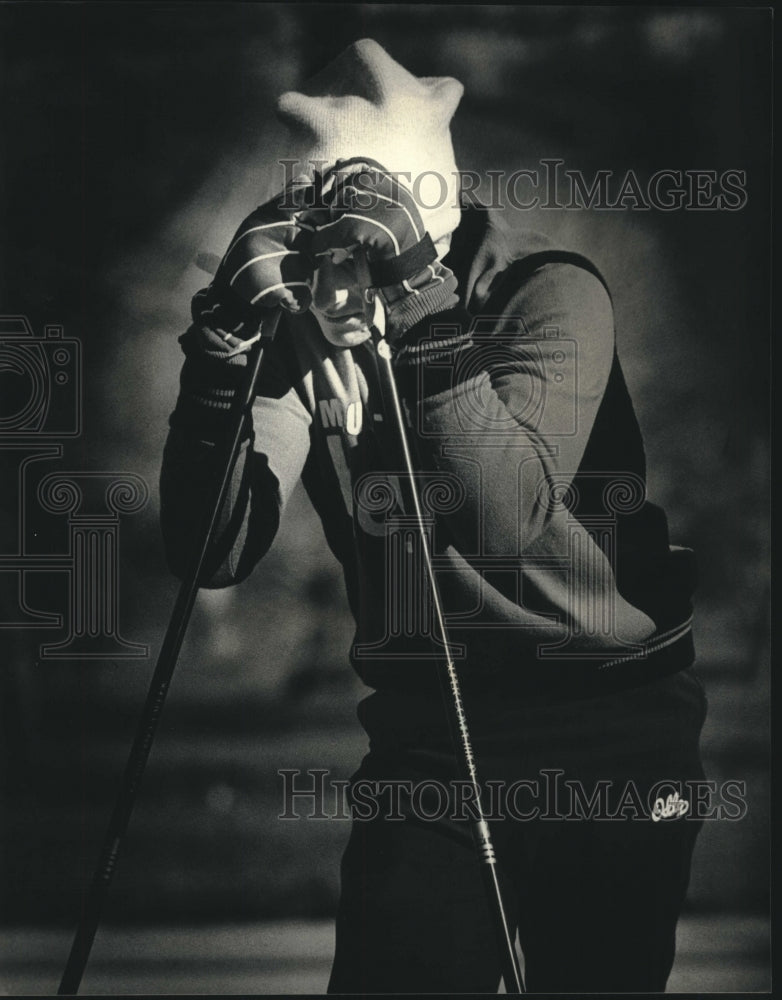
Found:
[58,312,280,995]
[374,338,525,994]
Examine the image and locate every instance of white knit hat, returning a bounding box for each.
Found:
[274,39,464,243]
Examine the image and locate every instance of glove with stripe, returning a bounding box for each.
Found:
[302,159,459,342]
[185,176,316,367]
[170,177,317,433]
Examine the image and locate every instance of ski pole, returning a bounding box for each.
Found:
[367,298,525,994]
[57,308,282,995]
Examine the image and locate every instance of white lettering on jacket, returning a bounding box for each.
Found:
[318,398,363,436]
[651,791,690,822]
[346,401,362,436]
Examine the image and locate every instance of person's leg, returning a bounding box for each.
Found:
[515,812,703,992]
[327,761,517,994]
[512,668,708,992]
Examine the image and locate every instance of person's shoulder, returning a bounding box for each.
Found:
[492,215,609,300]
[478,214,614,351]
[491,239,612,330]
[452,200,611,315]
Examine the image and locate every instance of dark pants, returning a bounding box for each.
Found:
[328,667,707,994]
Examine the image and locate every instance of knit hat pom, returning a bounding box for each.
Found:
[275,39,464,244]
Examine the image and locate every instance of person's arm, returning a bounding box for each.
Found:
[160,323,312,588]
[392,262,615,557]
[159,176,316,587]
[302,163,613,550]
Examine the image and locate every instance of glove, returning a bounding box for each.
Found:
[186,175,317,366]
[301,159,459,341]
[170,177,317,434]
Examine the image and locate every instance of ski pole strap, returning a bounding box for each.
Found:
[369,233,438,288]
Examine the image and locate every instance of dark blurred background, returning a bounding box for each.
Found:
[0,3,771,992]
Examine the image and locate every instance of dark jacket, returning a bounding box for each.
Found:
[160,201,696,692]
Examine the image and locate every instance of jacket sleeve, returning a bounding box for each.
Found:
[159,326,312,587]
[393,262,615,557]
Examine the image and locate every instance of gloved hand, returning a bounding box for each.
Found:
[301,159,459,342]
[186,175,317,365]
[170,176,317,434]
